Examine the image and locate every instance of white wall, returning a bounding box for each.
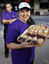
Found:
[34,0,39,14]
[34,0,49,14]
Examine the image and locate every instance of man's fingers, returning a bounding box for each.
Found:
[21,42,28,45]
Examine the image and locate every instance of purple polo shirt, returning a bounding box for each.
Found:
[6,19,35,64]
[1,11,18,27]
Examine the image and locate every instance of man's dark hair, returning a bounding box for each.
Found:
[27,16,35,26]
[5,2,12,7]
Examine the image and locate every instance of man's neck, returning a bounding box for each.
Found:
[7,10,12,13]
[18,18,27,23]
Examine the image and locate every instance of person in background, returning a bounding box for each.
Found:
[1,2,18,58]
[5,2,35,64]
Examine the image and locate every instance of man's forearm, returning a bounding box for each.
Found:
[6,43,22,49]
[2,20,12,24]
[2,18,17,24]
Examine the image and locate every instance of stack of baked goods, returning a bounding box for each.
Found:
[17,24,49,47]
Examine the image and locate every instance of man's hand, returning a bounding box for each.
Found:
[20,42,35,48]
[9,18,17,24]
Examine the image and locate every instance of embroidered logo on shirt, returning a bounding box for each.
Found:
[13,16,15,17]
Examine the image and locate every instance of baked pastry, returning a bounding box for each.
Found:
[26,31,32,36]
[40,24,44,27]
[30,29,35,32]
[34,30,38,34]
[27,36,32,44]
[30,25,35,28]
[35,27,40,30]
[37,38,44,43]
[22,35,28,42]
[32,37,38,45]
[38,28,43,33]
[43,28,49,35]
[17,35,24,42]
[26,29,35,36]
[41,33,46,41]
[33,26,37,30]
[37,38,44,46]
[31,32,36,37]
[36,32,41,38]
[36,28,43,38]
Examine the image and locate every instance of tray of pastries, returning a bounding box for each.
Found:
[17,24,49,47]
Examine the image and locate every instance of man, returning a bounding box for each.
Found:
[1,2,18,58]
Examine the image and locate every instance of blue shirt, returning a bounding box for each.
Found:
[5,19,35,64]
[1,11,18,27]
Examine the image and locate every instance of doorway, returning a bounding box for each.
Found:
[30,0,34,14]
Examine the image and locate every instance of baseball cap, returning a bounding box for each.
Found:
[18,2,30,10]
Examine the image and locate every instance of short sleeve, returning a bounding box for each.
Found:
[5,24,19,44]
[1,12,6,20]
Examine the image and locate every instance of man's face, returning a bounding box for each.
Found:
[6,4,12,12]
[19,8,30,22]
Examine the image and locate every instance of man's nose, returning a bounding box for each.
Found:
[24,11,27,15]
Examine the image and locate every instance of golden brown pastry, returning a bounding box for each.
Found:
[37,38,44,46]
[22,35,28,42]
[43,28,49,35]
[27,36,32,44]
[17,25,49,47]
[17,35,24,42]
[26,29,35,36]
[40,27,45,30]
[30,29,35,32]
[26,31,32,36]
[40,24,44,27]
[38,28,43,33]
[41,33,46,41]
[27,25,35,30]
[36,32,41,38]
[37,38,44,44]
[32,37,38,45]
[34,30,38,34]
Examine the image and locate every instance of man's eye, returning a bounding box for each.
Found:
[26,10,29,12]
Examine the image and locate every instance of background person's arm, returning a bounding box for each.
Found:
[2,18,17,24]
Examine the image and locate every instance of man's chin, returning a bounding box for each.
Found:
[23,18,28,20]
[24,19,27,21]
[7,10,9,12]
[7,10,10,12]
